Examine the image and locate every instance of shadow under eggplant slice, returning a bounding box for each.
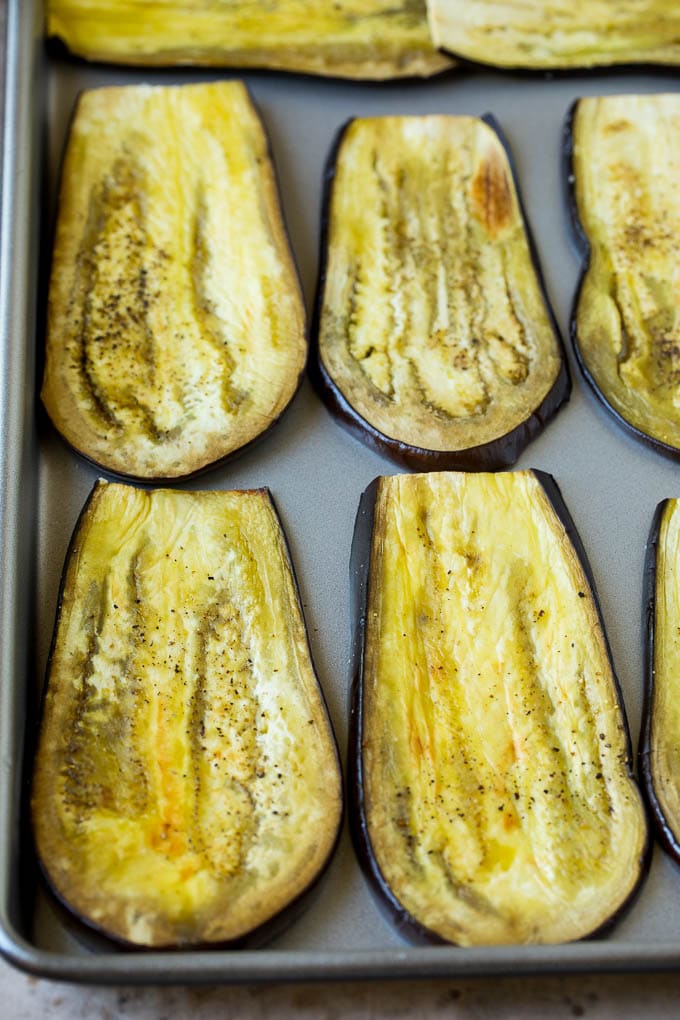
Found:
[46,0,454,80]
[350,469,649,946]
[313,115,569,471]
[32,481,343,950]
[42,80,307,482]
[427,0,680,70]
[567,93,680,460]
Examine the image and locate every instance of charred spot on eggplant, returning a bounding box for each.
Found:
[568,94,680,460]
[641,498,680,863]
[46,0,454,79]
[42,81,306,481]
[427,0,680,69]
[32,482,342,949]
[314,115,569,471]
[350,470,648,946]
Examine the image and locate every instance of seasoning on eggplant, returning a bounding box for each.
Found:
[32,482,342,949]
[42,81,306,481]
[350,470,648,946]
[568,94,680,459]
[46,0,454,79]
[427,0,680,68]
[641,498,680,862]
[314,116,569,471]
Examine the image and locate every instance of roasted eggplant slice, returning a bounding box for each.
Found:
[42,81,306,481]
[641,498,680,862]
[46,0,454,79]
[314,115,569,471]
[568,94,680,459]
[350,470,648,946]
[427,0,680,69]
[32,482,342,949]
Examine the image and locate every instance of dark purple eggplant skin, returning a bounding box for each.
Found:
[40,389,307,487]
[347,477,447,945]
[348,469,650,946]
[638,499,680,864]
[32,481,344,953]
[564,101,680,465]
[310,115,570,473]
[42,857,337,955]
[41,83,308,486]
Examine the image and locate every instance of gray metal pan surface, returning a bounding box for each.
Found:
[2,0,680,984]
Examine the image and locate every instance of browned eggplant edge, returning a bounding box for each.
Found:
[564,99,680,465]
[32,480,344,952]
[310,114,570,473]
[44,389,308,485]
[347,469,650,945]
[39,83,308,485]
[44,34,457,85]
[639,499,680,863]
[432,36,680,76]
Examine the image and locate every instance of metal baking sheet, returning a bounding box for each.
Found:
[2,0,680,984]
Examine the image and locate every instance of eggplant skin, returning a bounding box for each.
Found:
[46,0,454,80]
[313,115,569,472]
[568,95,680,461]
[640,499,680,863]
[42,81,306,482]
[31,482,342,949]
[350,470,648,946]
[427,0,680,69]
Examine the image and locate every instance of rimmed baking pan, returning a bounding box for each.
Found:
[2,0,680,984]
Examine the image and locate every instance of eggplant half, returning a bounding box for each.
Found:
[641,498,680,862]
[32,482,342,949]
[46,0,454,79]
[350,470,648,946]
[568,94,680,460]
[314,115,569,471]
[42,81,306,481]
[427,0,680,69]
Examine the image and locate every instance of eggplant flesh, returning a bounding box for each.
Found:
[641,499,680,860]
[32,482,342,949]
[316,116,567,470]
[42,81,306,481]
[569,95,680,457]
[427,0,680,68]
[46,0,453,79]
[353,470,647,946]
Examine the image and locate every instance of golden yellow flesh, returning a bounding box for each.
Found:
[47,0,453,78]
[32,483,341,947]
[650,501,680,838]
[428,0,680,67]
[572,95,680,450]
[319,117,562,452]
[42,81,305,479]
[362,471,646,945]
